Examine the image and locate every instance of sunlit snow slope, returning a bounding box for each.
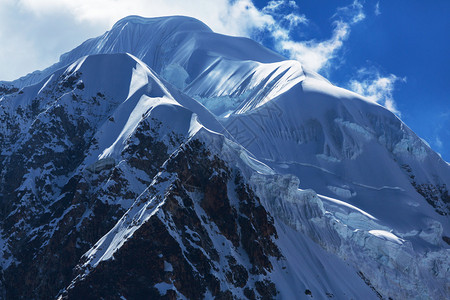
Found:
[0,15,449,300]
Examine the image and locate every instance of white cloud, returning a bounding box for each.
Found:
[263,0,285,12]
[0,0,276,81]
[435,137,443,149]
[431,111,450,159]
[288,1,298,9]
[260,0,308,36]
[263,0,299,13]
[0,0,103,81]
[277,21,350,73]
[269,0,365,73]
[0,0,365,81]
[284,13,308,28]
[348,68,405,114]
[333,0,365,24]
[375,2,381,16]
[16,0,266,35]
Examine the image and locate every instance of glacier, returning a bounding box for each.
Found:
[0,15,448,299]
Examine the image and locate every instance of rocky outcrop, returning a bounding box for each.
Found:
[0,64,183,298]
[0,84,18,96]
[402,164,450,215]
[0,54,284,299]
[60,138,282,299]
[1,16,448,299]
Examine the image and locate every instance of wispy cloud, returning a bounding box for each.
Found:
[277,21,350,73]
[431,111,450,160]
[375,2,381,16]
[263,0,285,12]
[435,137,443,149]
[284,13,308,28]
[0,0,277,80]
[265,0,366,73]
[348,67,406,114]
[333,0,366,24]
[259,0,308,39]
[0,0,365,81]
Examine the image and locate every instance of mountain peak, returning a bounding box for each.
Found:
[111,15,212,33]
[0,14,448,300]
[4,15,285,89]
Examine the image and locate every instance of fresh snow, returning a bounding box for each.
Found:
[0,15,448,300]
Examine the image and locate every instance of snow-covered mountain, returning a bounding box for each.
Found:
[0,15,448,299]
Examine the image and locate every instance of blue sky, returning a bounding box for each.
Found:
[251,0,450,161]
[0,0,448,161]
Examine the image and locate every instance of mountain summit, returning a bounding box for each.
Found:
[0,16,448,299]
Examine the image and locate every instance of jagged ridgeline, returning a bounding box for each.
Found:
[0,16,448,299]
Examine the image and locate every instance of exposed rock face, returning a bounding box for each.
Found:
[0,84,19,97]
[0,56,184,298]
[1,15,449,300]
[0,52,284,300]
[61,138,281,299]
[401,164,449,215]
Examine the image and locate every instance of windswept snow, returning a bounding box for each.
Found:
[318,194,377,220]
[368,230,405,245]
[0,15,448,300]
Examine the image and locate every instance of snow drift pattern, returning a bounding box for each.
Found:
[0,15,448,300]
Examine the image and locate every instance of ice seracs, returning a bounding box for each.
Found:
[0,15,448,300]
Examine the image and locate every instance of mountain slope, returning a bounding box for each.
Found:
[0,52,379,299]
[3,16,284,89]
[0,15,449,299]
[0,52,223,298]
[222,70,450,299]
